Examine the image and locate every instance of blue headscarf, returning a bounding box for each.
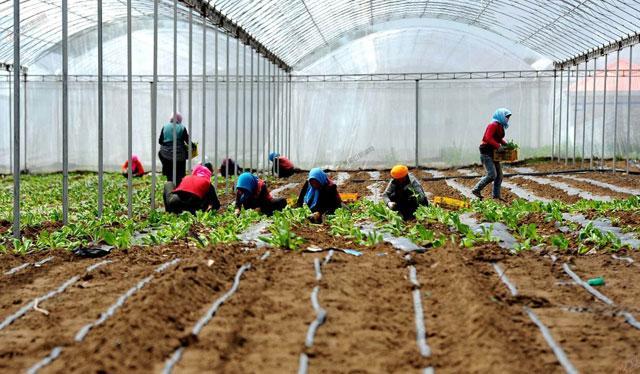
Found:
[492,108,512,129]
[304,168,329,209]
[236,172,259,203]
[269,152,280,162]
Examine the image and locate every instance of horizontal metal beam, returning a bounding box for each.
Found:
[182,0,291,72]
[555,32,640,69]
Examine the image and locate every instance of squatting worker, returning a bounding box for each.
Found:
[234,172,287,216]
[383,165,429,220]
[471,108,511,201]
[163,162,221,214]
[296,168,342,224]
[121,154,145,178]
[269,152,296,178]
[159,112,190,185]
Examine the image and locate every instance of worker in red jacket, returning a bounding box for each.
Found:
[269,152,296,178]
[472,108,511,201]
[163,162,220,214]
[234,172,287,216]
[121,154,145,177]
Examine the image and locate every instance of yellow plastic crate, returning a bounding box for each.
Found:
[433,196,470,210]
[339,193,358,202]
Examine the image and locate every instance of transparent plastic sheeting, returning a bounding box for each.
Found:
[3,75,640,172]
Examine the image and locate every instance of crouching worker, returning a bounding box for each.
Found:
[234,172,286,216]
[383,165,429,220]
[296,168,342,224]
[269,152,296,178]
[163,163,220,214]
[121,154,145,178]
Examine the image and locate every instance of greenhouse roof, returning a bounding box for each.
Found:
[1,0,640,69]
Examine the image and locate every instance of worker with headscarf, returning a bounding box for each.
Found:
[163,162,220,214]
[158,112,191,185]
[383,165,429,220]
[296,168,342,223]
[269,152,296,178]
[234,172,286,216]
[472,108,512,201]
[121,154,145,178]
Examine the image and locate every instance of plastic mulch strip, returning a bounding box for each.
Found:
[445,179,475,199]
[271,182,300,197]
[239,221,271,248]
[334,172,351,186]
[501,181,551,203]
[561,213,640,249]
[366,181,385,203]
[0,260,111,332]
[460,214,517,251]
[360,223,425,252]
[557,175,640,195]
[368,171,381,180]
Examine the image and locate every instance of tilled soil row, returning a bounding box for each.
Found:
[500,252,640,373]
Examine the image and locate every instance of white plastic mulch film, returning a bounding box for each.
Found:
[290,78,553,169]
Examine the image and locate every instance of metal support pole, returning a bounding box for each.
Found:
[626,46,633,174]
[581,59,588,168]
[250,48,254,171]
[558,69,564,162]
[151,0,158,210]
[275,68,280,177]
[225,32,229,193]
[590,58,597,169]
[267,63,272,175]
[62,0,69,224]
[214,27,219,187]
[601,54,608,169]
[564,65,570,165]
[288,73,292,158]
[255,52,260,173]
[551,69,557,160]
[572,62,579,165]
[187,7,193,171]
[262,59,267,175]
[415,80,419,168]
[12,0,20,238]
[234,37,239,175]
[172,0,178,185]
[201,14,206,165]
[126,0,133,218]
[97,0,104,216]
[22,73,27,172]
[242,44,247,171]
[612,49,620,173]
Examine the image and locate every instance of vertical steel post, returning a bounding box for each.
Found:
[267,63,272,175]
[612,49,620,173]
[201,13,206,164]
[262,59,267,174]
[601,54,608,169]
[98,0,104,216]
[551,69,557,160]
[558,69,564,162]
[243,44,247,170]
[171,0,178,185]
[572,62,579,165]
[12,0,20,238]
[126,0,133,218]
[252,50,257,172]
[565,65,570,165]
[275,68,280,177]
[234,37,239,175]
[225,32,229,192]
[23,73,27,172]
[151,0,158,209]
[590,58,597,169]
[214,27,219,187]
[288,73,292,158]
[626,46,634,174]
[187,7,193,171]
[62,0,69,224]
[256,53,261,174]
[581,59,588,168]
[415,79,419,168]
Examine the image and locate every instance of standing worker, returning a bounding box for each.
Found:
[296,168,342,223]
[383,165,429,220]
[234,172,287,216]
[471,108,512,201]
[159,112,190,185]
[269,152,296,178]
[163,162,220,214]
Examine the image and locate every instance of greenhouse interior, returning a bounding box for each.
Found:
[1,1,640,373]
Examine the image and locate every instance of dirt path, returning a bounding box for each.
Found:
[501,252,640,373]
[414,244,557,373]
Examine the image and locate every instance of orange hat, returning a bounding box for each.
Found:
[390,165,409,179]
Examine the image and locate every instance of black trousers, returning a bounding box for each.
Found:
[263,198,287,216]
[159,154,186,185]
[163,182,202,214]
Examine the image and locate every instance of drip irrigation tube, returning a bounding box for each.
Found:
[260,251,271,261]
[408,266,431,357]
[323,250,334,266]
[0,260,111,331]
[163,263,252,374]
[6,256,56,275]
[27,259,180,373]
[492,263,518,296]
[304,286,327,348]
[314,258,322,282]
[298,353,310,374]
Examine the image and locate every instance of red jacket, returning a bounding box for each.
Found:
[122,158,145,176]
[278,156,294,171]
[174,175,211,199]
[481,121,507,150]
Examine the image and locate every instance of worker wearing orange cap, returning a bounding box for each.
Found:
[383,165,429,220]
